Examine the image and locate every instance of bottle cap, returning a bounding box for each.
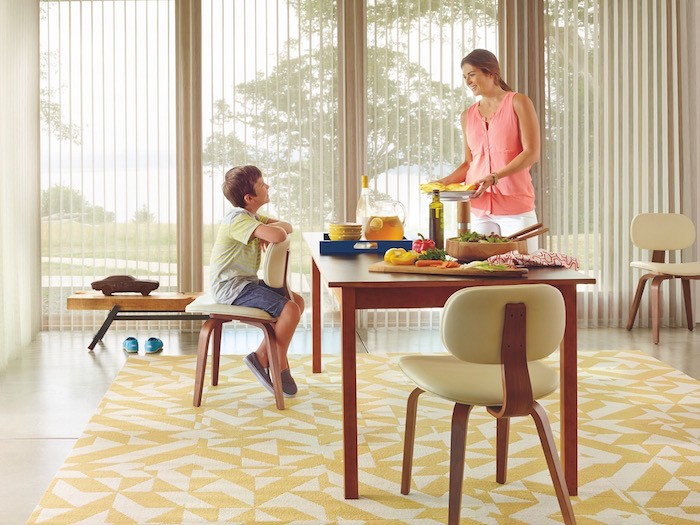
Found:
[432,189,440,195]
[361,175,369,188]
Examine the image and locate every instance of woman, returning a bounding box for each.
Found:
[438,49,541,252]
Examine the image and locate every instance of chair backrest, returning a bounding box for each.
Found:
[441,284,565,364]
[630,213,696,251]
[261,236,290,289]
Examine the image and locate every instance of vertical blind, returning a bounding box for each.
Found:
[364,0,497,328]
[40,0,176,329]
[39,1,694,331]
[543,0,687,327]
[201,0,338,329]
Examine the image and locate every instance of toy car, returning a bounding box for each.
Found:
[91,275,160,296]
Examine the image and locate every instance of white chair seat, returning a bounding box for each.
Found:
[185,293,273,320]
[627,213,699,344]
[630,261,700,276]
[399,354,558,406]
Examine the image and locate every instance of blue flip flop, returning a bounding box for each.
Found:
[123,336,139,353]
[144,337,163,354]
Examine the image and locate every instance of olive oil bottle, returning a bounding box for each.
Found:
[429,189,444,249]
[356,175,371,239]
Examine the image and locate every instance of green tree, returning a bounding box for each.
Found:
[201,0,497,226]
[133,205,156,224]
[39,5,81,144]
[41,185,115,223]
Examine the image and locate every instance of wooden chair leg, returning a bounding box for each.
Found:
[530,402,576,525]
[261,323,285,410]
[401,387,424,495]
[193,318,216,407]
[211,320,223,386]
[626,274,655,330]
[650,275,669,344]
[681,278,694,331]
[448,403,473,525]
[496,417,510,484]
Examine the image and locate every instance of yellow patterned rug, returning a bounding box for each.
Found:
[29,351,699,524]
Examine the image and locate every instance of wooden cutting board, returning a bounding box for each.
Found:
[368,261,528,277]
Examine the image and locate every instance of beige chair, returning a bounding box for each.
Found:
[185,237,291,409]
[626,213,700,344]
[399,284,575,525]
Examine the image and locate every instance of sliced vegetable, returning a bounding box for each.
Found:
[415,259,445,267]
[412,233,436,253]
[383,248,420,266]
[465,261,512,272]
[415,260,461,268]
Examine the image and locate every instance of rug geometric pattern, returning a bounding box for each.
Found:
[28,351,700,524]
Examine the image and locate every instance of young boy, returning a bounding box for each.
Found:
[209,165,304,397]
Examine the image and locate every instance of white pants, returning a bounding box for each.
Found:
[471,210,539,253]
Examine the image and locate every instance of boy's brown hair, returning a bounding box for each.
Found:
[222,165,262,207]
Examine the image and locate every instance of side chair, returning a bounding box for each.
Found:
[398,284,576,525]
[626,213,700,344]
[185,237,291,409]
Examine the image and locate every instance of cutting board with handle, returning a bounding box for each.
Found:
[367,261,528,277]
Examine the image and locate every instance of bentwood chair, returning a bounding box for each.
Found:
[398,284,576,525]
[626,213,700,344]
[185,237,291,409]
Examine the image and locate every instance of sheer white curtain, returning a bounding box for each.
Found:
[364,0,498,329]
[543,0,693,327]
[40,1,176,330]
[201,0,339,328]
[0,0,41,371]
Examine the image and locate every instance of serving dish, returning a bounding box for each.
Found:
[445,237,527,262]
[438,190,475,201]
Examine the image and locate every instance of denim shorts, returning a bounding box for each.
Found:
[232,280,288,318]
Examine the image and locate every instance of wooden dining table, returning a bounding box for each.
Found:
[303,232,596,499]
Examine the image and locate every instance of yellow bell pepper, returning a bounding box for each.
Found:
[383,248,419,265]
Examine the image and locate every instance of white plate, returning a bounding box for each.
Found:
[435,190,475,201]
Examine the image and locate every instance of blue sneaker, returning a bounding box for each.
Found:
[144,337,163,354]
[123,337,139,354]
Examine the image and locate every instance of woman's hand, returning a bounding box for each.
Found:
[471,173,496,199]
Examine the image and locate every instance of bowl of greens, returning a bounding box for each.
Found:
[445,232,527,262]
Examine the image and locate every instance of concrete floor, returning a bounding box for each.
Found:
[0,325,698,524]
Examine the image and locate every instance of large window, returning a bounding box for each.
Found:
[365,1,497,327]
[36,1,700,332]
[40,0,498,329]
[40,0,175,329]
[543,0,688,327]
[201,0,338,329]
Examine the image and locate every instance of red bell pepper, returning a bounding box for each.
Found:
[412,233,436,253]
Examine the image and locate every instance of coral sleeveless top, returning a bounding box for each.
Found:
[465,91,535,216]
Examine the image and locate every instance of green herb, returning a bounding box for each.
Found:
[416,248,447,261]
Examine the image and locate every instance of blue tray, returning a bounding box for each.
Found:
[319,234,413,255]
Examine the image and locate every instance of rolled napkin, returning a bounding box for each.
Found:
[487,250,579,270]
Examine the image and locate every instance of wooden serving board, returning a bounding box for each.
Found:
[367,261,528,277]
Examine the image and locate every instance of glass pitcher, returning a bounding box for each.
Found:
[364,198,406,241]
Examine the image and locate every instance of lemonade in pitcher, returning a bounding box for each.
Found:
[364,215,405,240]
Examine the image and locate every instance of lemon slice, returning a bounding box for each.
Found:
[368,217,383,231]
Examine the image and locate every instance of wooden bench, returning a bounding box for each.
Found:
[67,291,207,350]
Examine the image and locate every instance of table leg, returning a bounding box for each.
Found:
[558,284,578,496]
[312,259,322,373]
[88,305,120,351]
[340,288,359,499]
